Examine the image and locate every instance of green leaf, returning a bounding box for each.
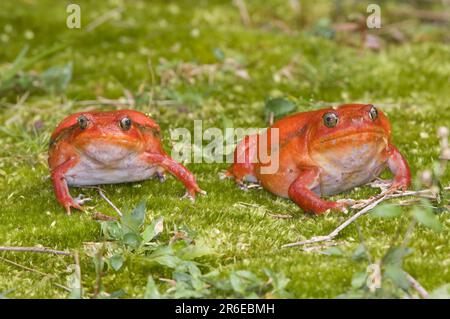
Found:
[263,268,290,296]
[370,204,402,218]
[213,48,225,61]
[152,255,181,269]
[382,246,413,267]
[411,206,442,232]
[178,244,214,260]
[351,271,367,289]
[121,200,147,232]
[143,276,161,299]
[108,289,126,299]
[109,255,124,271]
[142,217,164,244]
[102,221,123,240]
[352,244,368,261]
[323,247,344,256]
[384,265,410,290]
[66,264,82,299]
[230,272,245,294]
[1,44,64,83]
[41,62,73,94]
[264,97,296,122]
[123,232,142,249]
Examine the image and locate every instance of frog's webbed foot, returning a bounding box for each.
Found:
[238,182,248,191]
[181,191,195,202]
[366,178,392,193]
[181,189,207,202]
[62,194,91,215]
[62,198,84,215]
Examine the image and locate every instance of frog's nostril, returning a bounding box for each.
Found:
[351,118,364,125]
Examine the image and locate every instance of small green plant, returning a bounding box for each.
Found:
[65,200,290,299]
[0,45,70,97]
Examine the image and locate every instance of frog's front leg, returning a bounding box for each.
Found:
[387,144,411,191]
[143,152,205,199]
[288,167,348,215]
[51,157,83,215]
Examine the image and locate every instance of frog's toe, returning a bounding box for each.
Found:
[388,178,410,193]
[181,191,195,202]
[155,172,166,183]
[64,201,84,215]
[219,170,233,180]
[238,182,248,191]
[74,194,92,206]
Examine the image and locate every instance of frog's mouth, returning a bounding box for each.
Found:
[75,138,144,164]
[316,129,387,145]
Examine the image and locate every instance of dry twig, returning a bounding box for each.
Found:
[405,272,429,299]
[0,256,70,292]
[282,186,449,248]
[0,246,71,256]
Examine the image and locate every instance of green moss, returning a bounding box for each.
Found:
[0,0,449,298]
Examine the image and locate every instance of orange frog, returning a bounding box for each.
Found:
[48,110,204,214]
[227,104,411,214]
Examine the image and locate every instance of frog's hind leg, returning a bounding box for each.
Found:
[226,134,259,190]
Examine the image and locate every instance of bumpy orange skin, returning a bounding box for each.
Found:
[48,110,203,214]
[227,104,411,215]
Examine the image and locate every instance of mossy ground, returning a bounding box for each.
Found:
[0,0,449,298]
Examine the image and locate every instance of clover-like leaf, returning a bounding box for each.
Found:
[382,246,413,267]
[351,271,367,289]
[264,97,296,123]
[142,217,164,244]
[109,255,124,271]
[371,204,402,218]
[384,265,410,291]
[411,206,442,232]
[123,232,142,249]
[143,276,161,299]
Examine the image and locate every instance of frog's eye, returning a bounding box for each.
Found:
[323,112,339,128]
[119,117,132,130]
[369,105,378,121]
[77,115,88,130]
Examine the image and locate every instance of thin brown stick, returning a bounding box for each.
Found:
[233,0,252,27]
[0,256,71,292]
[405,272,429,299]
[0,246,71,256]
[282,186,449,248]
[282,195,388,248]
[97,188,123,217]
[86,8,124,32]
[72,251,82,297]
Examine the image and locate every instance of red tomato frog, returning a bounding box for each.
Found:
[48,110,204,214]
[226,104,411,215]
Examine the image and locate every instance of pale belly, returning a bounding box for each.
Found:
[65,151,157,186]
[311,137,389,196]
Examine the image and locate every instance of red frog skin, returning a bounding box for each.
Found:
[48,109,204,214]
[227,104,411,214]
